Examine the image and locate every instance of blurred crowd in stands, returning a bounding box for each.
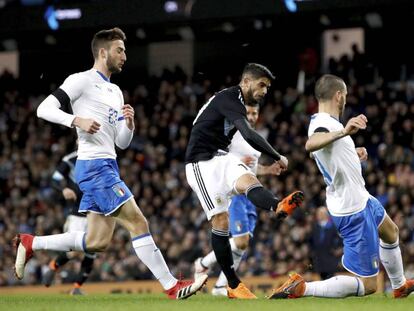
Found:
[0,48,413,292]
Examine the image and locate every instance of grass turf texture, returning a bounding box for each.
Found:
[0,293,412,311]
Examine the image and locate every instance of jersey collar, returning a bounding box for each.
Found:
[311,112,340,122]
[96,70,110,82]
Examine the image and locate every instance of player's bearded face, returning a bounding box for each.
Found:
[106,40,126,74]
[246,86,264,105]
[106,53,121,73]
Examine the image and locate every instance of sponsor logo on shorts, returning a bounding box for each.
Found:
[215,195,224,206]
[372,256,379,269]
[235,221,242,232]
[112,185,126,197]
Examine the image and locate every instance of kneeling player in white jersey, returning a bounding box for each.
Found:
[269,74,414,299]
[13,27,206,299]
[194,102,283,296]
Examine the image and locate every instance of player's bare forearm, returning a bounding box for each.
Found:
[305,130,346,152]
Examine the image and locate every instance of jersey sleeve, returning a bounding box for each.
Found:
[308,115,337,137]
[216,93,246,123]
[59,73,88,103]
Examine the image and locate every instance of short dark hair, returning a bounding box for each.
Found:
[91,27,126,59]
[314,74,346,101]
[246,102,260,108]
[242,63,275,81]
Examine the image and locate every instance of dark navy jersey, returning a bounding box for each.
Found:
[51,151,84,217]
[185,86,247,163]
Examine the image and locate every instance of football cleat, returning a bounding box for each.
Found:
[393,279,414,298]
[227,283,257,299]
[268,272,305,299]
[13,233,34,280]
[275,191,304,219]
[165,274,208,299]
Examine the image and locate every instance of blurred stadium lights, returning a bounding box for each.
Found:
[44,34,57,45]
[221,22,235,33]
[284,0,298,13]
[253,20,263,30]
[135,28,146,40]
[178,26,194,40]
[164,1,178,13]
[44,5,82,31]
[2,38,17,50]
[365,12,383,28]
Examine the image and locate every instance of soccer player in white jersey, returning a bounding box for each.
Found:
[13,27,207,299]
[194,102,283,296]
[269,74,414,299]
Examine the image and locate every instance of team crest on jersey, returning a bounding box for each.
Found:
[112,185,125,197]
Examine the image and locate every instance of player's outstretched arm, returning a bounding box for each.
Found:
[234,118,281,161]
[305,114,367,152]
[234,118,289,170]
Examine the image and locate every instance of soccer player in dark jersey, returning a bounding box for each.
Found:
[185,63,304,299]
[42,151,95,295]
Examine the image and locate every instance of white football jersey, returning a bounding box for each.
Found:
[229,131,261,174]
[308,112,369,216]
[59,69,126,160]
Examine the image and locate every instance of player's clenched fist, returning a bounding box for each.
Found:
[72,116,101,134]
[343,114,367,136]
[121,104,135,130]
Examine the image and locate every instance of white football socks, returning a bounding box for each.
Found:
[380,239,406,289]
[304,275,365,297]
[132,233,177,290]
[32,231,85,252]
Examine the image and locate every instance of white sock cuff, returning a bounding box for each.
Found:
[132,233,154,248]
[229,238,245,257]
[380,238,399,249]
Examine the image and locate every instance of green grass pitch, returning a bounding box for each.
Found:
[0,293,412,311]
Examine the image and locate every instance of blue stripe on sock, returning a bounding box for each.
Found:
[380,244,399,250]
[82,233,87,252]
[355,277,360,296]
[132,233,151,241]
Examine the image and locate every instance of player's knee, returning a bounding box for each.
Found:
[362,278,377,295]
[381,222,399,244]
[211,212,229,230]
[235,174,260,194]
[390,223,399,242]
[85,238,110,252]
[234,239,249,250]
